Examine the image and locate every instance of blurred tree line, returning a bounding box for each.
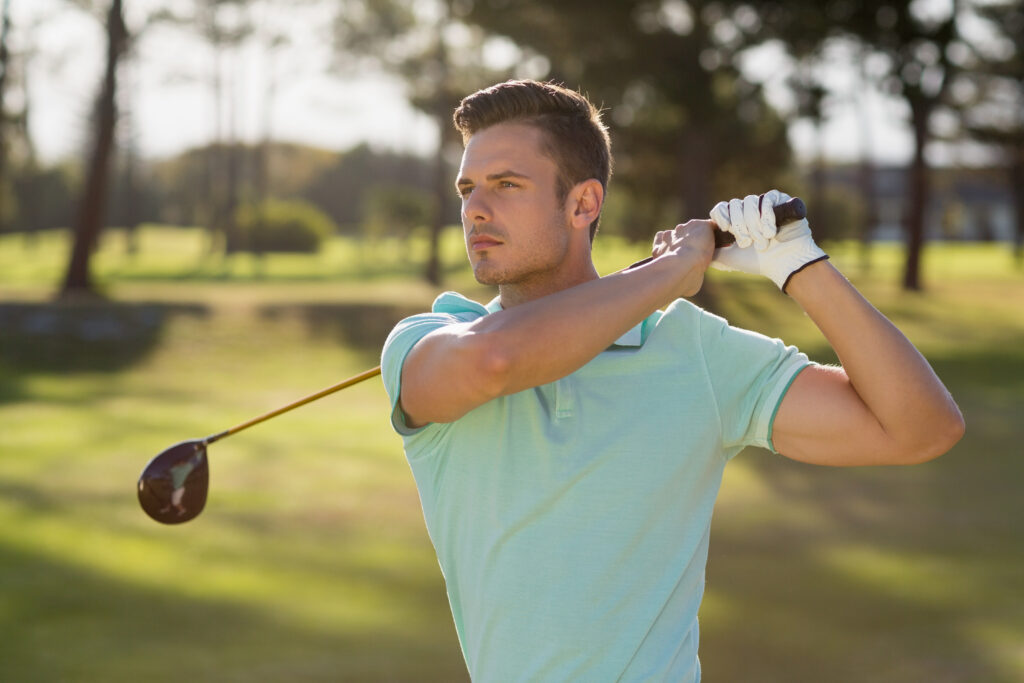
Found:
[2,137,454,245]
[0,0,1020,298]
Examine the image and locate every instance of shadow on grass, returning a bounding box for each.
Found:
[0,540,469,682]
[0,301,209,403]
[702,520,1008,682]
[259,303,425,352]
[105,255,471,284]
[0,301,209,372]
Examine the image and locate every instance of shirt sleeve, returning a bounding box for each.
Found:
[697,311,811,454]
[380,313,455,436]
[380,292,491,436]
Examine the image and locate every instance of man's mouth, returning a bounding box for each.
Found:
[470,235,503,251]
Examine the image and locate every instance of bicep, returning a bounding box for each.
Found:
[399,323,504,428]
[771,365,898,466]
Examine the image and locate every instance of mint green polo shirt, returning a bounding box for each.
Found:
[381,291,810,682]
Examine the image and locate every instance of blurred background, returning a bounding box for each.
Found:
[0,0,1021,681]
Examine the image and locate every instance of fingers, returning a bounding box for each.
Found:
[709,196,757,249]
[650,221,714,261]
[727,197,752,248]
[757,191,779,242]
[742,195,770,250]
[651,228,671,258]
[709,200,733,244]
[761,188,792,207]
[711,199,751,248]
[711,191,788,251]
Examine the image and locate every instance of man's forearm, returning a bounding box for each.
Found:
[470,251,705,397]
[785,260,964,456]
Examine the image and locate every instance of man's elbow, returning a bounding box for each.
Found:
[472,333,517,398]
[897,406,966,465]
[400,330,511,425]
[433,330,515,410]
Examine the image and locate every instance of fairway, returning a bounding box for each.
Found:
[1,227,1022,681]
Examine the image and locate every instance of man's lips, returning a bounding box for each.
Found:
[469,235,503,251]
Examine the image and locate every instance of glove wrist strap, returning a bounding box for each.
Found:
[781,255,830,294]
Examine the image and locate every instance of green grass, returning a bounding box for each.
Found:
[1,226,1023,681]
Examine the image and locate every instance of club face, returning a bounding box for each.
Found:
[138,440,209,524]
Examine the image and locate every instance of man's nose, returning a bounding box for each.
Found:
[463,189,492,224]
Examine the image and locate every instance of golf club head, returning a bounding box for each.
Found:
[138,440,209,524]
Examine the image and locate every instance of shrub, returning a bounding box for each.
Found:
[361,185,435,239]
[234,198,337,253]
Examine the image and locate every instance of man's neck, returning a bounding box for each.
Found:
[498,261,601,309]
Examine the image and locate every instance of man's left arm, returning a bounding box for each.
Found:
[772,259,964,466]
[710,192,964,467]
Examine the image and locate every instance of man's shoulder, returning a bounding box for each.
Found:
[659,297,769,340]
[387,291,489,336]
[382,291,491,366]
[430,291,494,317]
[649,298,787,361]
[648,298,723,340]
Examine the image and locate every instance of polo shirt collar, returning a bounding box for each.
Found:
[485,295,645,348]
[611,323,644,347]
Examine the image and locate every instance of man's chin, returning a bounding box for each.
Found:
[472,262,505,286]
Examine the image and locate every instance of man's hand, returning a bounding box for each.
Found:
[650,219,716,298]
[709,190,828,292]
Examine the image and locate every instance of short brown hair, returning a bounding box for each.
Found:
[453,80,613,241]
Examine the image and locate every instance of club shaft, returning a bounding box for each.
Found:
[204,366,382,445]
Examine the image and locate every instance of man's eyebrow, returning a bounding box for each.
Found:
[456,170,531,187]
[486,170,531,182]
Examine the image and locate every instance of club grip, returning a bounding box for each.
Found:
[713,196,807,247]
[626,196,807,270]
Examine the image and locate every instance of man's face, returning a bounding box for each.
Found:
[456,122,571,287]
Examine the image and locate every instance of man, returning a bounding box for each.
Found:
[380,80,963,681]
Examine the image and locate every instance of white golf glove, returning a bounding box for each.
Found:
[709,190,828,292]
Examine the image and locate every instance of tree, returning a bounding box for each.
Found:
[59,0,129,298]
[148,0,258,252]
[0,0,12,230]
[362,184,435,239]
[865,1,962,290]
[759,0,967,290]
[303,143,442,233]
[333,0,518,283]
[957,1,1023,260]
[460,0,792,242]
[195,0,253,253]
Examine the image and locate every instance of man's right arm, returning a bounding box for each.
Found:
[399,221,715,428]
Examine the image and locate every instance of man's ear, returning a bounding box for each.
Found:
[568,179,604,231]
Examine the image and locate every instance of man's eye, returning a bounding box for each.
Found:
[457,186,472,198]
[500,181,518,189]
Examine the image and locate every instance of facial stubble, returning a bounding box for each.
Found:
[470,210,573,288]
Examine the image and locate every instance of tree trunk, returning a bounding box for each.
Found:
[902,101,930,292]
[206,15,224,254]
[855,48,876,272]
[423,38,449,286]
[0,0,12,232]
[1012,145,1023,266]
[424,130,445,286]
[60,0,127,298]
[121,66,140,256]
[811,121,827,242]
[857,156,878,272]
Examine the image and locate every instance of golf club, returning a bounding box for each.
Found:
[138,365,381,524]
[139,195,805,525]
